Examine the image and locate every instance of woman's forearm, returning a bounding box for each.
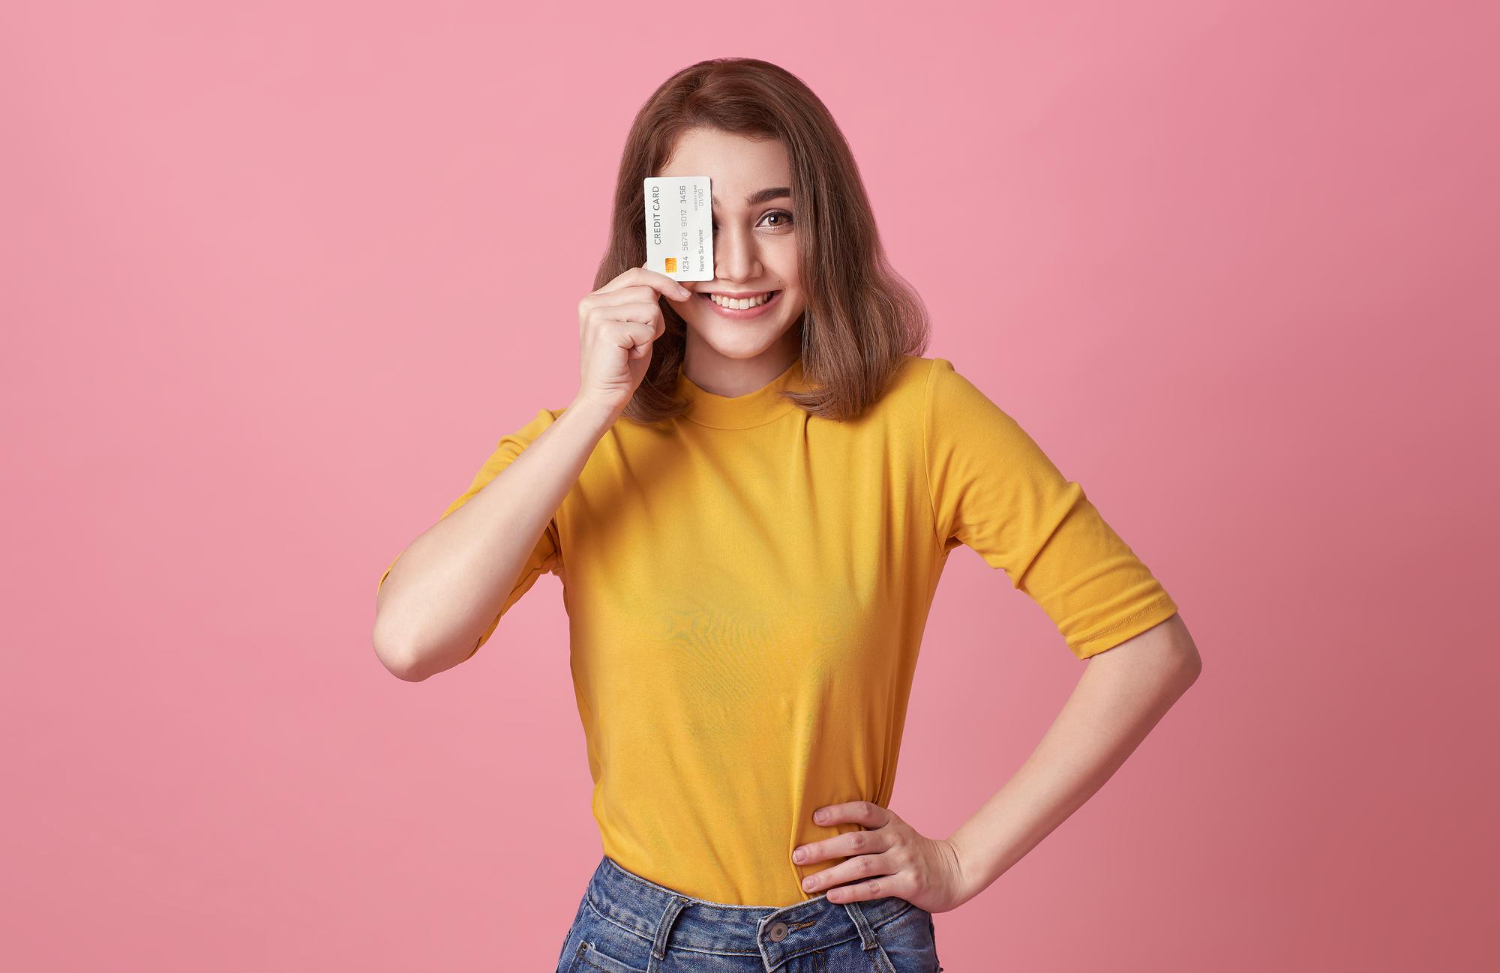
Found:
[372,397,618,679]
[946,613,1202,904]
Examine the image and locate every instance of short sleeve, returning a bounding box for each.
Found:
[377,407,563,656]
[923,358,1178,660]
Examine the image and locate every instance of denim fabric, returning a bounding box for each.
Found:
[554,856,944,973]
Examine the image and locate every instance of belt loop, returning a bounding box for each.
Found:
[649,896,692,971]
[843,899,880,951]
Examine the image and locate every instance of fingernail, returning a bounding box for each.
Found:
[793,848,804,862]
[814,811,827,823]
[802,877,814,890]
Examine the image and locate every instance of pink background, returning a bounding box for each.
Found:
[3,2,1494,970]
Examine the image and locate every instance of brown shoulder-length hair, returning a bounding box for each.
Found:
[598,57,931,425]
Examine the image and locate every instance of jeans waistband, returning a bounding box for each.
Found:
[584,855,918,966]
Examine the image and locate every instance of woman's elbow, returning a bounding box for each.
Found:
[372,623,431,681]
[371,605,453,681]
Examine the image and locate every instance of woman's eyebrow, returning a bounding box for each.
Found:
[711,187,792,207]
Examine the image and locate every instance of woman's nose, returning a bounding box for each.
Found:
[714,225,760,280]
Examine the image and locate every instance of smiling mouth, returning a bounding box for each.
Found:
[701,290,781,309]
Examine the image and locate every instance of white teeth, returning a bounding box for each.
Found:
[709,291,774,309]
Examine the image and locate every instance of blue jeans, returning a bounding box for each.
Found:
[554,855,944,973]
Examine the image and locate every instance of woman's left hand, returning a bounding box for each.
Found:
[792,801,972,913]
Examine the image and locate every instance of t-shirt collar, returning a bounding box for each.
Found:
[675,356,806,429]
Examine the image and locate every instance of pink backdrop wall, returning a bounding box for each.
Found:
[4,2,1494,970]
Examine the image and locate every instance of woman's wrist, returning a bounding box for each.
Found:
[563,394,624,435]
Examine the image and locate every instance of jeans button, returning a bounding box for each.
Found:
[768,920,789,942]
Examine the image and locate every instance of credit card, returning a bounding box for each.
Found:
[644,175,714,281]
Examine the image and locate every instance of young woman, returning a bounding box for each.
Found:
[373,57,1201,973]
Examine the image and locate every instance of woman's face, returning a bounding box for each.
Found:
[658,127,806,375]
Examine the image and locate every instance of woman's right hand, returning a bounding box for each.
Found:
[574,262,694,416]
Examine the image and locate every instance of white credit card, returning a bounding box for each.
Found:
[644,175,714,281]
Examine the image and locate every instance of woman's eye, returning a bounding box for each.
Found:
[710,211,794,233]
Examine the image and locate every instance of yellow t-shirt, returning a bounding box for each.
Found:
[378,354,1179,906]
